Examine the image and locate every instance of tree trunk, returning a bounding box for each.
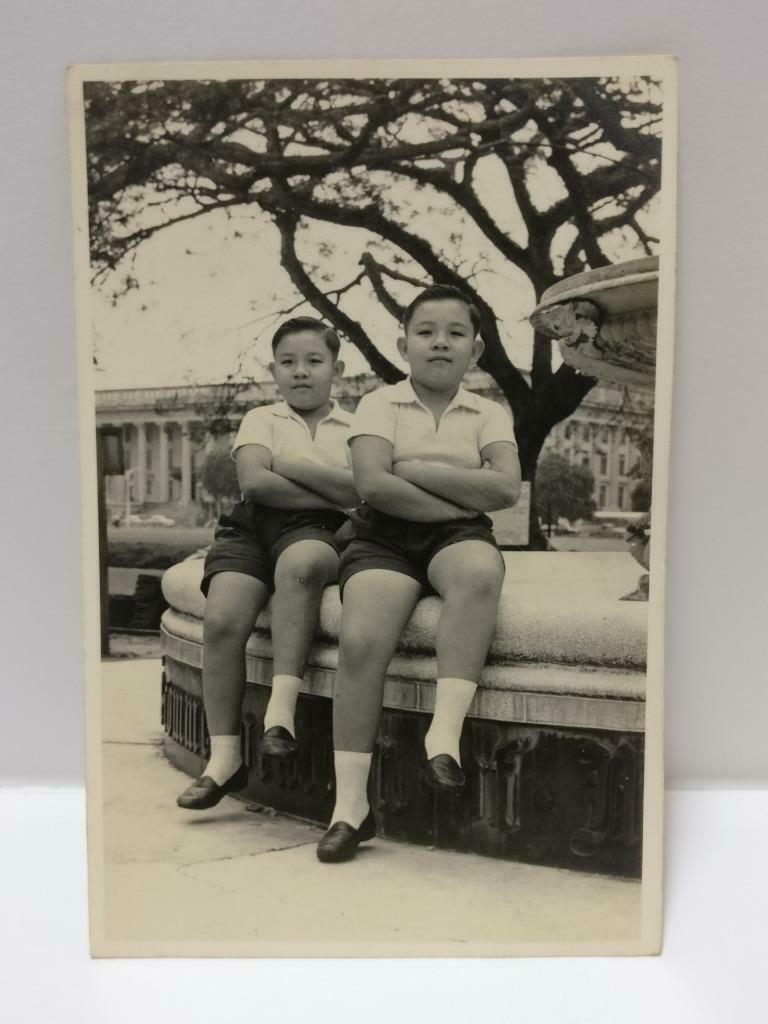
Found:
[500,364,595,550]
[518,433,550,551]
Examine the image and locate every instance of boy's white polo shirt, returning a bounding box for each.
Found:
[233,401,352,468]
[349,378,517,468]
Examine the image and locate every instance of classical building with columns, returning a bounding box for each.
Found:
[539,380,653,512]
[97,387,202,508]
[95,375,377,514]
[96,371,652,517]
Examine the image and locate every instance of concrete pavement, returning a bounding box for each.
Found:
[98,659,643,955]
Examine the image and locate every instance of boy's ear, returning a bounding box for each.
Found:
[396,334,408,361]
[471,336,485,364]
[268,360,276,380]
[333,359,345,380]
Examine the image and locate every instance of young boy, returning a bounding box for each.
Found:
[317,285,521,862]
[177,317,358,810]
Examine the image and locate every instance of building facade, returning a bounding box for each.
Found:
[95,371,653,516]
[539,380,653,512]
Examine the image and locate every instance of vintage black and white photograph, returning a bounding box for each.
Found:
[70,57,675,956]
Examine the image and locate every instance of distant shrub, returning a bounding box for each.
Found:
[108,526,213,569]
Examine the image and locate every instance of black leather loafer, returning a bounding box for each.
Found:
[420,754,465,792]
[176,761,249,810]
[261,726,298,759]
[316,810,376,863]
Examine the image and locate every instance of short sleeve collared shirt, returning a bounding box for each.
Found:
[348,378,517,469]
[233,401,353,469]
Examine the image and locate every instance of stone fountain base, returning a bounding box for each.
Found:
[161,553,648,877]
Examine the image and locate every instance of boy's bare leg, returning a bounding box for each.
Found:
[331,570,422,827]
[266,540,339,736]
[425,541,505,763]
[201,571,270,782]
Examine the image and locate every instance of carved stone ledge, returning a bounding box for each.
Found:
[162,663,643,877]
[531,256,659,387]
[160,551,647,877]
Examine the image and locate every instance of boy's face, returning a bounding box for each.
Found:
[398,299,483,392]
[270,330,342,412]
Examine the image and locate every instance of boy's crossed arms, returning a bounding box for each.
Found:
[352,435,521,520]
[236,444,359,511]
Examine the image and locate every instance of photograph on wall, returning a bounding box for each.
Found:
[69,57,676,956]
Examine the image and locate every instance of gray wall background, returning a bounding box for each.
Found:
[2,0,766,786]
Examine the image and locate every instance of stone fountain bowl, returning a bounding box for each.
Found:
[530,255,659,387]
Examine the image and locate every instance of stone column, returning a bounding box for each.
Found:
[180,424,192,505]
[135,421,147,503]
[157,421,170,503]
[606,425,615,508]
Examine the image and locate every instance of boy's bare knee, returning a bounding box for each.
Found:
[204,610,250,647]
[454,563,504,602]
[275,556,332,591]
[339,628,384,668]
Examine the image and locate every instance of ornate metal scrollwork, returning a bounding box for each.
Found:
[241,713,258,769]
[570,737,642,859]
[161,661,644,876]
[374,733,408,815]
[162,675,207,756]
[497,736,531,834]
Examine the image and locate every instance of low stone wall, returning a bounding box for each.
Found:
[161,552,648,877]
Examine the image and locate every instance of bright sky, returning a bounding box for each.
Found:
[90,147,657,392]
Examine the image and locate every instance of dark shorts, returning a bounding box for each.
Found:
[201,501,348,597]
[337,506,502,597]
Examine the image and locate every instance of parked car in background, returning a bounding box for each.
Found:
[112,512,176,528]
[555,518,578,535]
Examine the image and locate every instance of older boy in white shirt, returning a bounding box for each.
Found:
[317,285,521,863]
[177,317,358,810]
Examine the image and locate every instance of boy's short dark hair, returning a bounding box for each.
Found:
[402,284,482,336]
[271,316,341,358]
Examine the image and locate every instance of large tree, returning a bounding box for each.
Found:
[84,75,662,545]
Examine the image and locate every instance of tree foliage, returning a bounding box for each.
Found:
[200,448,240,503]
[84,75,662,543]
[535,452,597,523]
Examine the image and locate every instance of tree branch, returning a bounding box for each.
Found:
[358,252,410,322]
[277,192,532,408]
[272,208,405,383]
[534,114,609,270]
[90,197,243,274]
[569,81,662,164]
[391,162,531,274]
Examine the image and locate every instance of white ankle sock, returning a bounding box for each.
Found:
[205,734,242,785]
[331,751,372,829]
[264,674,302,737]
[424,677,477,763]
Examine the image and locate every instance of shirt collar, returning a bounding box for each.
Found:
[272,400,352,425]
[387,377,482,413]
